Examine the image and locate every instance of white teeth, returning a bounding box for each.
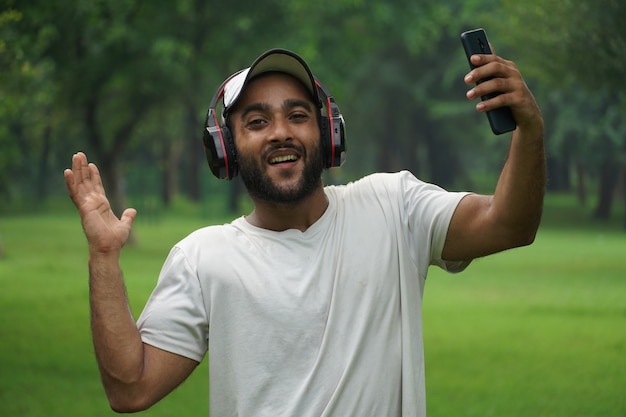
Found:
[270,155,297,164]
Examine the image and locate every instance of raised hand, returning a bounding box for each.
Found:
[64,152,136,254]
[464,53,542,132]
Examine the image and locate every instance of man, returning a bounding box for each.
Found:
[64,47,544,416]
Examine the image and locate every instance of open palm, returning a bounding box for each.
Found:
[64,152,136,253]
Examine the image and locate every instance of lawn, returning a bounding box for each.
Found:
[0,195,624,416]
[423,227,626,416]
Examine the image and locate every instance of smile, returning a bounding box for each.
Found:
[269,154,299,164]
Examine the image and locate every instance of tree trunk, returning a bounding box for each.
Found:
[36,120,52,203]
[621,166,626,230]
[576,163,586,205]
[423,122,459,189]
[98,156,127,219]
[593,161,618,220]
[186,102,202,202]
[546,155,571,192]
[228,177,244,213]
[161,138,183,207]
[378,103,399,173]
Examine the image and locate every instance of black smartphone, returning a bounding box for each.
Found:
[461,28,516,135]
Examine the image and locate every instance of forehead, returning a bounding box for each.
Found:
[231,72,316,112]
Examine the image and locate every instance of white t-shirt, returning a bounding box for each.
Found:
[137,170,469,417]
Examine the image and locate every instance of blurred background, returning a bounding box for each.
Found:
[1,1,625,416]
[0,0,624,223]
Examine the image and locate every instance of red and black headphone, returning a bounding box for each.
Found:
[202,73,346,180]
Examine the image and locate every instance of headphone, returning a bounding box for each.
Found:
[202,73,346,180]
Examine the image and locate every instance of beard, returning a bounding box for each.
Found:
[237,142,324,204]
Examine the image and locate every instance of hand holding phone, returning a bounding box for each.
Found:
[461,28,516,135]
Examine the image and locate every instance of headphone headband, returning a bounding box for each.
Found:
[202,58,346,180]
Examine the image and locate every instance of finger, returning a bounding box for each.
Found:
[465,57,495,85]
[77,153,91,183]
[88,163,106,194]
[64,166,86,207]
[120,208,137,227]
[70,152,89,184]
[475,93,509,113]
[63,168,76,195]
[472,76,512,98]
[70,152,79,171]
[466,59,514,89]
[469,53,496,67]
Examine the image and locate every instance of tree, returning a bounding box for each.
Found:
[3,0,624,223]
[6,1,165,215]
[494,0,626,223]
[282,0,496,188]
[0,6,61,208]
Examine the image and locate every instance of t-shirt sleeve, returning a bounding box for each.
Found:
[398,170,471,273]
[137,246,209,362]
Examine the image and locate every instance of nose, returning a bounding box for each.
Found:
[268,117,292,144]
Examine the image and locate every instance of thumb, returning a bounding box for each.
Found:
[120,208,137,228]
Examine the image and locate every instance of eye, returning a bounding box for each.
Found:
[246,117,267,129]
[289,112,310,123]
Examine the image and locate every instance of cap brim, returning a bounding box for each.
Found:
[223,48,318,112]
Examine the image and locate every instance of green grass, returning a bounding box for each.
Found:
[0,195,624,416]
[423,229,626,416]
[0,213,211,416]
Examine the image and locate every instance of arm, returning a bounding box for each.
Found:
[442,53,546,261]
[64,152,198,412]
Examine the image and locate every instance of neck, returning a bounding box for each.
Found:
[246,186,328,232]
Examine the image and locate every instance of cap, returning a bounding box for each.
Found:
[222,48,319,113]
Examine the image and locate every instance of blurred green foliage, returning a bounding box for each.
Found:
[0,0,624,222]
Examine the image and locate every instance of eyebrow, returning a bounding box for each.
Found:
[240,103,270,120]
[283,99,313,112]
[239,99,314,120]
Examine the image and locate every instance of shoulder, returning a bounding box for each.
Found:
[325,170,443,202]
[171,219,247,259]
[182,221,239,241]
[325,171,416,195]
[326,171,467,224]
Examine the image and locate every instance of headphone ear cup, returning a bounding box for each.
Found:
[203,72,244,180]
[203,114,238,180]
[320,106,346,169]
[319,116,332,169]
[330,110,346,168]
[221,127,238,179]
[315,80,346,169]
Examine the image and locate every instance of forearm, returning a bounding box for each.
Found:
[88,252,199,412]
[88,252,144,388]
[491,116,546,242]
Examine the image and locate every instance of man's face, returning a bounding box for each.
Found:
[230,72,324,204]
